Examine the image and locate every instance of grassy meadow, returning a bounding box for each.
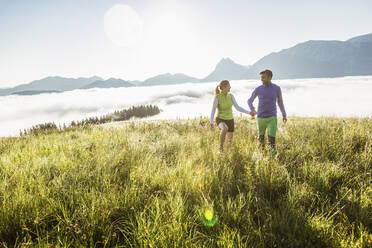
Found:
[0,116,371,247]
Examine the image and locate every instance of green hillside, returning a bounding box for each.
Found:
[0,117,371,247]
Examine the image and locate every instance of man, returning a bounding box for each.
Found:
[247,69,287,155]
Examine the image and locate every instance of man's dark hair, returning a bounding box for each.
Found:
[260,69,273,78]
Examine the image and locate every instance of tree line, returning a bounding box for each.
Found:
[20,105,161,136]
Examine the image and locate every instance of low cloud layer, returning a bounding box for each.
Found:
[1,76,372,137]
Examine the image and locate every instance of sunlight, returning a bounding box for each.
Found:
[104,4,143,47]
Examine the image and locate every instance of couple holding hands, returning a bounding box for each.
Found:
[209,69,287,156]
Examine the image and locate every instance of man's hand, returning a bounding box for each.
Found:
[283,117,287,124]
[250,109,257,117]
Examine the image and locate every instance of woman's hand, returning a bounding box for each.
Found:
[250,109,257,117]
[210,124,215,131]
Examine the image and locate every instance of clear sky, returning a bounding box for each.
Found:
[1,0,371,87]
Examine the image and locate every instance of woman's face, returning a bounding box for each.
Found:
[221,83,231,93]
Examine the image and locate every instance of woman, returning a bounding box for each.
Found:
[210,80,251,151]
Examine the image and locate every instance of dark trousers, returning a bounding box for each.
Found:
[259,135,275,149]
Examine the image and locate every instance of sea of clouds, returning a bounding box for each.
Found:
[1,76,372,137]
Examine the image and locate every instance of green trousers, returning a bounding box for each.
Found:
[257,116,277,137]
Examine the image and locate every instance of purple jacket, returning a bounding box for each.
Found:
[247,82,287,118]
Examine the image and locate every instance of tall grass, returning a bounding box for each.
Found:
[0,116,371,247]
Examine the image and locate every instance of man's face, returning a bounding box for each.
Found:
[261,73,271,84]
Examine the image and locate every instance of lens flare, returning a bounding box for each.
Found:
[199,206,218,227]
[104,4,143,47]
[204,209,213,220]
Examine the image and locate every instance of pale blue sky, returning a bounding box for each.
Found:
[1,0,371,87]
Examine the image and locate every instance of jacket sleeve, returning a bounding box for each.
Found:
[247,88,257,111]
[231,94,250,114]
[210,97,218,124]
[277,86,287,117]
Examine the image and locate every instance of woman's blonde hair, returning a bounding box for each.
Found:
[215,80,230,96]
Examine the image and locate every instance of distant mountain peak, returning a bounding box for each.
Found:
[141,72,199,86]
[217,57,235,65]
[201,57,250,82]
[88,75,103,80]
[154,73,173,77]
[79,78,133,89]
[221,57,233,61]
[347,33,372,43]
[152,73,190,78]
[106,77,124,82]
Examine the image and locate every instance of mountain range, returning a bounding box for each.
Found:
[1,32,371,96]
[244,33,372,79]
[0,76,102,96]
